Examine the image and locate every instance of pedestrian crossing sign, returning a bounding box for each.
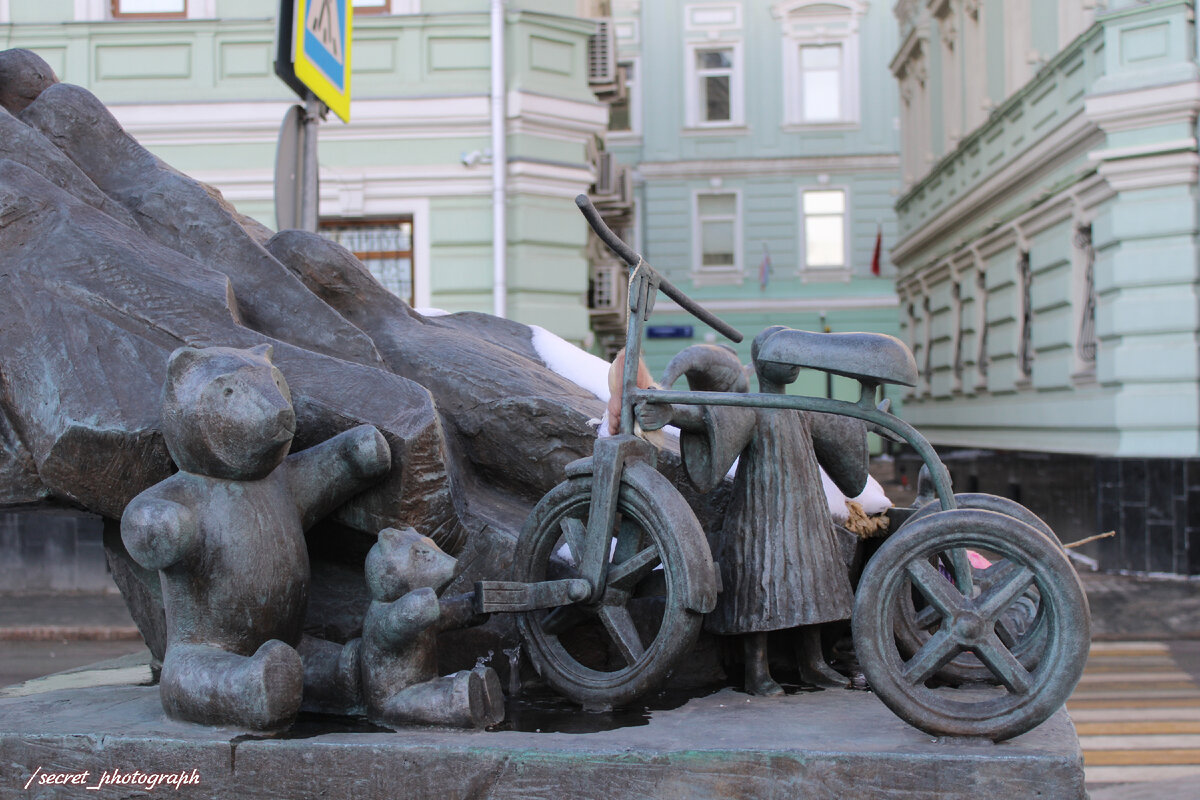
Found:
[291,0,353,122]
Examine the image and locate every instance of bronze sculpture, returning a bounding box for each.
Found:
[359,527,504,729]
[121,345,391,730]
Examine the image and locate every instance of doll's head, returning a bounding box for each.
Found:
[751,326,801,388]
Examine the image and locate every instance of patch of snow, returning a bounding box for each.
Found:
[415,307,450,317]
[821,471,893,524]
[853,474,892,515]
[529,325,611,403]
[820,469,850,524]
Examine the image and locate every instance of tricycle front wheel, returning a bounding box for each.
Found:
[512,464,711,709]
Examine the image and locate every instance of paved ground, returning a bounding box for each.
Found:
[1,564,1198,798]
[1071,639,1200,797]
[0,639,148,688]
[0,591,145,687]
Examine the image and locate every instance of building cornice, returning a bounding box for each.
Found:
[891,110,1102,265]
[111,91,605,147]
[895,172,1113,295]
[889,21,929,78]
[637,153,900,180]
[1084,80,1200,134]
[650,293,899,316]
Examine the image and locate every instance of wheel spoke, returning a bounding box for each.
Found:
[907,558,969,619]
[973,632,1033,694]
[976,565,1035,624]
[977,559,1016,592]
[540,603,592,637]
[914,605,942,631]
[994,616,1019,648]
[901,628,962,686]
[606,545,661,593]
[559,517,588,565]
[598,605,645,666]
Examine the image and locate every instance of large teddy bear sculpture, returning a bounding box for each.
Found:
[121,344,392,730]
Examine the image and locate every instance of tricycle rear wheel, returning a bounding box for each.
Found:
[853,508,1090,740]
[893,493,1060,684]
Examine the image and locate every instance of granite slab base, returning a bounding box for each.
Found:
[0,662,1086,800]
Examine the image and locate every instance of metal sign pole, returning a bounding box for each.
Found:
[300,93,322,232]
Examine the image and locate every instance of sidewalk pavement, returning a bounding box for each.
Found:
[0,591,140,642]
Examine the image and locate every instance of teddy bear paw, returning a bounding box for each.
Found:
[245,639,303,730]
[468,666,505,728]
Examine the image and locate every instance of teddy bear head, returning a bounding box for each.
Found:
[365,527,457,602]
[161,344,296,480]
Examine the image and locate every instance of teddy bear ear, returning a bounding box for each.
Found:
[249,343,274,362]
[166,346,205,376]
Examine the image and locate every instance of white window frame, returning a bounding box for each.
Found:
[797,186,850,281]
[775,0,864,128]
[77,0,216,19]
[692,189,744,286]
[0,0,10,24]
[684,42,745,128]
[608,57,641,140]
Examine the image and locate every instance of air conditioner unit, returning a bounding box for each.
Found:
[594,151,616,196]
[590,262,623,311]
[616,164,633,206]
[588,19,617,87]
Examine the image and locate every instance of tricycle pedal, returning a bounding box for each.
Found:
[474,579,591,614]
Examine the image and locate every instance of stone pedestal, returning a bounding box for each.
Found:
[0,659,1085,800]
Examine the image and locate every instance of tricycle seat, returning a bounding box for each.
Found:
[754,328,919,387]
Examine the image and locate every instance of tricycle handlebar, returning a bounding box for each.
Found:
[576,195,744,344]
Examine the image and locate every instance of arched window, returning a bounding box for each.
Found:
[773,0,865,127]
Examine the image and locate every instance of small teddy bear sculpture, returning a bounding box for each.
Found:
[359,526,504,729]
[121,344,391,730]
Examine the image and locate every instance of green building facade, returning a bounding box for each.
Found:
[890,0,1200,574]
[1,0,606,342]
[594,0,902,403]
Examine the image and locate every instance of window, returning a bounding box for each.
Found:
[111,0,185,17]
[776,1,864,127]
[974,265,989,387]
[1074,224,1097,373]
[686,44,743,127]
[319,218,415,304]
[354,0,389,14]
[798,44,843,122]
[693,191,742,282]
[608,61,639,135]
[950,279,964,391]
[1017,249,1033,381]
[799,188,847,275]
[696,48,732,123]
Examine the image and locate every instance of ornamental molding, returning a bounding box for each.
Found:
[771,0,868,36]
[892,110,1103,265]
[890,21,929,78]
[637,153,900,180]
[1084,80,1200,135]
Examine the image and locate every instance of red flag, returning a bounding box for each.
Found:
[870,224,882,276]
